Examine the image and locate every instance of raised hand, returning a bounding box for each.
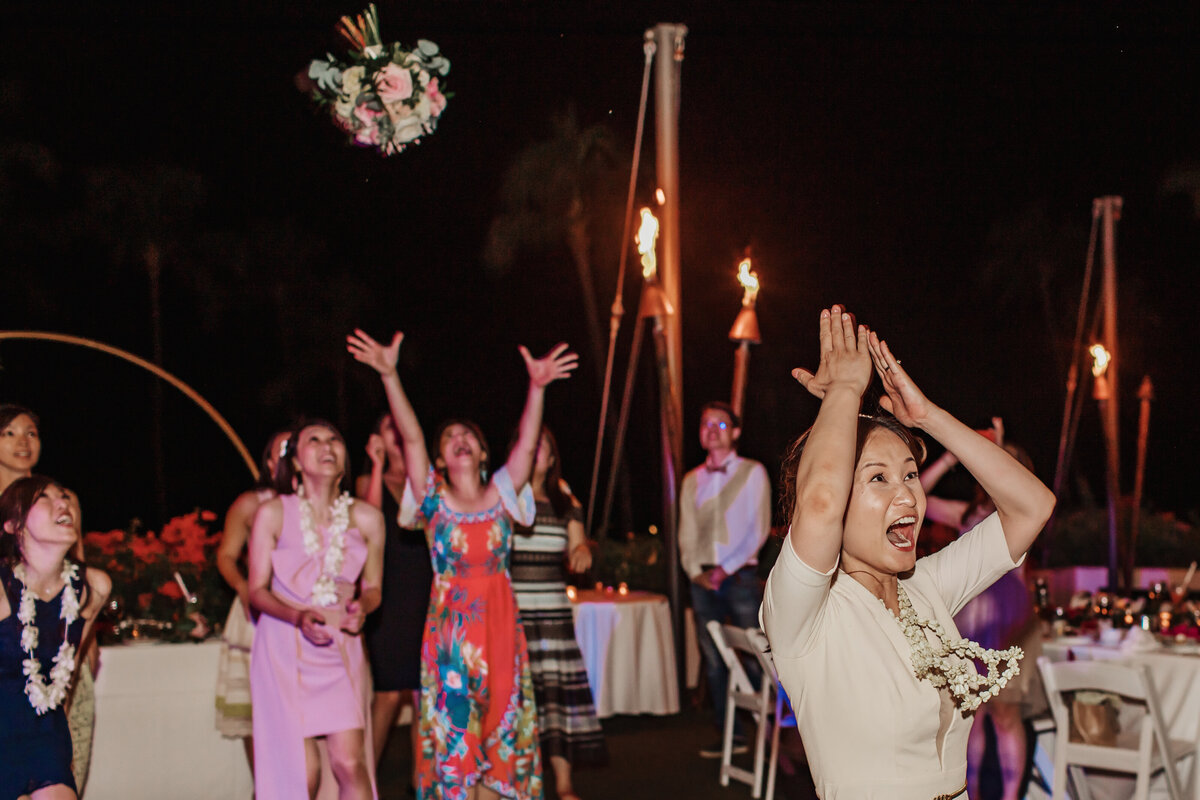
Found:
[365,433,385,467]
[868,331,934,427]
[791,305,873,400]
[520,343,579,388]
[347,329,402,376]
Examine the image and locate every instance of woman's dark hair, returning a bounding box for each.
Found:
[0,404,39,432]
[778,412,926,527]
[0,476,90,605]
[963,441,1035,524]
[274,418,351,495]
[256,429,292,490]
[432,418,490,486]
[508,425,572,519]
[360,411,405,477]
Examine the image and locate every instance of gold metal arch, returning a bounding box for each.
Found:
[0,331,259,480]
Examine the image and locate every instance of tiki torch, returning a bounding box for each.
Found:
[1091,343,1122,590]
[1129,375,1154,587]
[728,253,761,419]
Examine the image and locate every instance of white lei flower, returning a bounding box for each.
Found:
[13,561,80,715]
[297,486,353,608]
[889,584,1022,712]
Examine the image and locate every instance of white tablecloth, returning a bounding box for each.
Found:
[89,641,253,800]
[571,590,679,717]
[1036,639,1200,800]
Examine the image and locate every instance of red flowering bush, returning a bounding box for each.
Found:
[84,510,229,642]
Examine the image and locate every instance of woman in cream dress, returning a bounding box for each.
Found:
[760,306,1055,800]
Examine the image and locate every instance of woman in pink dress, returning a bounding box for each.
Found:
[248,419,386,800]
[348,329,576,800]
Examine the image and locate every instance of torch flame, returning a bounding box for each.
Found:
[1089,343,1111,378]
[737,258,760,307]
[636,207,659,280]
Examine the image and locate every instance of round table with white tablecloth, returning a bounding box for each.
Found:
[89,641,254,800]
[570,589,680,717]
[1034,637,1200,800]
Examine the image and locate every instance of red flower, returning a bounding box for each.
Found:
[137,592,153,610]
[129,534,167,561]
[200,510,217,522]
[85,529,126,554]
[158,580,184,599]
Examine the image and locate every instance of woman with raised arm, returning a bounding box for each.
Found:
[760,305,1055,800]
[0,476,111,800]
[355,412,432,785]
[213,429,290,770]
[920,419,1044,800]
[348,329,577,800]
[510,427,606,800]
[247,420,386,800]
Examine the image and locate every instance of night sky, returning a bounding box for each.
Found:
[3,1,1199,534]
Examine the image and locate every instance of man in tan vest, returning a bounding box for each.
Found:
[678,401,771,758]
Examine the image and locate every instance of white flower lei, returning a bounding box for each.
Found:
[890,584,1023,712]
[13,561,80,715]
[297,486,353,607]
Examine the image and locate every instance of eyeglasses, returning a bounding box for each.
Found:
[701,419,729,431]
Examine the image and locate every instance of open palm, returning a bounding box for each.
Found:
[520,343,578,388]
[868,331,932,427]
[347,329,402,376]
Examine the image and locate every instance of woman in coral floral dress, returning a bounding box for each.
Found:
[349,328,577,800]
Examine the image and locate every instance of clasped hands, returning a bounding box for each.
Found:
[791,304,933,428]
[297,600,366,647]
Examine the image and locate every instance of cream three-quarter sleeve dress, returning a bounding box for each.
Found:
[760,513,1022,800]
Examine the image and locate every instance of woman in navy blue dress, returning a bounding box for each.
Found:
[0,475,110,800]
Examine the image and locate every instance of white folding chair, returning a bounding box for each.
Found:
[1037,655,1192,800]
[706,622,793,800]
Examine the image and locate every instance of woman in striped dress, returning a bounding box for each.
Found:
[511,428,607,800]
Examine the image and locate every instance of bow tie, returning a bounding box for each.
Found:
[705,463,727,474]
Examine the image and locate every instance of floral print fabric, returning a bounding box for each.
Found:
[415,466,542,800]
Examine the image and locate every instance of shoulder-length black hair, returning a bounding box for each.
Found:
[509,425,573,519]
[0,475,91,605]
[273,418,351,496]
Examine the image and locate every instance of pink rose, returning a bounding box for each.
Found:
[427,77,447,117]
[353,104,383,145]
[376,64,414,104]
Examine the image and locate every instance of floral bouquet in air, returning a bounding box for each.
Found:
[305,3,450,156]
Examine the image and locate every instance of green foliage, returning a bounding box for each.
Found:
[593,532,667,593]
[1044,505,1199,567]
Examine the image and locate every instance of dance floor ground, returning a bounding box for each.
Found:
[375,706,820,799]
[375,705,1014,799]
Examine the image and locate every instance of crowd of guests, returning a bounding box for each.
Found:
[1,309,1056,800]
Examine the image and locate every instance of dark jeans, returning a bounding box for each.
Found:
[690,565,763,732]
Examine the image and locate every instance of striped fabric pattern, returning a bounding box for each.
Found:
[511,501,608,766]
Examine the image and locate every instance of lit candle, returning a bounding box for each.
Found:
[566,585,577,601]
[618,582,629,596]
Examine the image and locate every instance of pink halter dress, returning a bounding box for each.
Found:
[250,492,376,800]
